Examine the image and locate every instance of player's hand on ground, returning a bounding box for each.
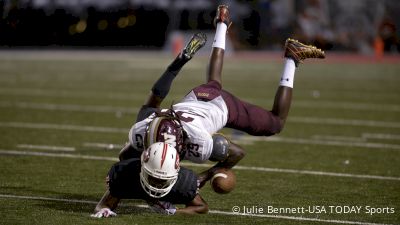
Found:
[90,208,117,218]
[147,200,177,215]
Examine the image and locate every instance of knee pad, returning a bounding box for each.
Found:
[209,133,230,162]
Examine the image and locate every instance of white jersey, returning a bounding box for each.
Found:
[129,90,228,163]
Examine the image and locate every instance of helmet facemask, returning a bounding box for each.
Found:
[140,142,180,198]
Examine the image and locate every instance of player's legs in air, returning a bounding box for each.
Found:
[221,39,325,136]
[206,5,231,85]
[118,33,206,160]
[197,5,246,186]
[198,5,325,186]
[138,32,207,119]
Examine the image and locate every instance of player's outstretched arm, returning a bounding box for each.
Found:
[176,194,209,215]
[92,190,120,218]
[198,140,245,188]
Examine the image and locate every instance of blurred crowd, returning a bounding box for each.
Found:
[1,0,399,54]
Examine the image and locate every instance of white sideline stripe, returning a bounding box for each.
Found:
[1,121,399,150]
[1,87,399,112]
[0,150,119,161]
[1,100,399,121]
[313,134,400,142]
[230,165,400,181]
[233,135,400,150]
[209,210,393,225]
[289,117,400,129]
[1,101,400,127]
[83,142,125,150]
[0,194,98,205]
[1,116,399,131]
[180,162,400,181]
[0,194,392,225]
[362,133,400,140]
[1,100,400,129]
[311,135,366,143]
[0,88,145,101]
[16,144,75,152]
[1,149,399,181]
[294,101,400,112]
[0,122,127,133]
[0,101,138,114]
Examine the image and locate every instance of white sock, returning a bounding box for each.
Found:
[212,23,227,50]
[279,58,296,88]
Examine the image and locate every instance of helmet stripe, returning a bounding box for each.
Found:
[147,117,163,149]
[160,143,168,168]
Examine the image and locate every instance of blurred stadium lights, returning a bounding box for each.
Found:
[75,20,87,33]
[0,0,399,54]
[97,19,108,31]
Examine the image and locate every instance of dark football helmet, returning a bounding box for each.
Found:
[144,115,185,153]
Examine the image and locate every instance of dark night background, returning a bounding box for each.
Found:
[1,0,399,54]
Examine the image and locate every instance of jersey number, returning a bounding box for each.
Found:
[186,143,200,157]
[175,111,195,123]
[135,134,144,149]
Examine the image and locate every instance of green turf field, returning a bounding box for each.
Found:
[0,51,399,225]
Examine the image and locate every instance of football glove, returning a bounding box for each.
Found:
[147,200,177,215]
[90,208,117,218]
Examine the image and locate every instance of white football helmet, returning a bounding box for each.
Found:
[140,142,180,198]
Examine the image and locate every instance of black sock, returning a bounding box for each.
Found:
[168,54,190,72]
[151,54,189,98]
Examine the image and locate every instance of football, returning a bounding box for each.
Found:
[210,168,236,194]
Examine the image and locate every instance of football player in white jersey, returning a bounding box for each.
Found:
[120,5,325,187]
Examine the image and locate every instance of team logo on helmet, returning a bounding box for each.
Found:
[144,116,184,153]
[142,149,150,163]
[175,153,180,170]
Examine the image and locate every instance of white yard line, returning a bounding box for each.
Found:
[311,135,366,142]
[362,133,400,141]
[294,101,400,112]
[1,88,399,112]
[16,144,75,152]
[1,122,399,150]
[312,134,400,142]
[2,101,399,130]
[209,210,393,225]
[0,88,166,101]
[289,117,400,129]
[0,150,119,161]
[2,101,399,129]
[0,194,393,225]
[0,194,98,205]
[1,149,399,181]
[231,135,400,150]
[83,142,125,150]
[230,165,400,181]
[0,101,138,113]
[0,122,127,133]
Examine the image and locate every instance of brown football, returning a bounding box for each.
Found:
[210,168,236,194]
